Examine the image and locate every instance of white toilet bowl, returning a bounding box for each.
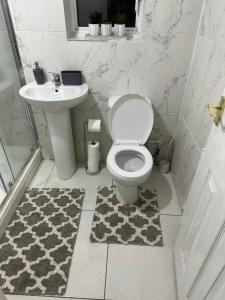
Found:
[107,94,154,204]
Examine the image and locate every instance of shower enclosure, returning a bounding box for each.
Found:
[0,0,38,204]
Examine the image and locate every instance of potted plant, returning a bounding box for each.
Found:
[114,12,127,37]
[101,21,112,37]
[89,11,102,36]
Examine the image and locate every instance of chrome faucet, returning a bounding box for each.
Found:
[49,72,61,90]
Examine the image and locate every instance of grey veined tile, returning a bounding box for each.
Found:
[106,244,177,300]
[65,211,107,299]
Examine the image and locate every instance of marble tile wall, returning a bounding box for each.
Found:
[8,0,202,162]
[172,0,225,208]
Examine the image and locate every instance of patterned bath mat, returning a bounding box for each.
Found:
[90,186,163,246]
[0,188,85,296]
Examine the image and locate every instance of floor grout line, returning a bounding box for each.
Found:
[103,244,109,300]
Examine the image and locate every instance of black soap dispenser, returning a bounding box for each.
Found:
[33,62,46,84]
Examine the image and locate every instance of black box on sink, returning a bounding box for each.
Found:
[61,71,83,85]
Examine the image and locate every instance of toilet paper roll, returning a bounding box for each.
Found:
[88,161,99,173]
[87,140,100,173]
[88,141,100,157]
[88,119,101,133]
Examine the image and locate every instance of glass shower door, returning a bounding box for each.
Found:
[0,0,38,200]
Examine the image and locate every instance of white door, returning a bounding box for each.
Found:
[174,120,225,300]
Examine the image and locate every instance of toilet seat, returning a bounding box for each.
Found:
[108,94,154,146]
[107,144,153,180]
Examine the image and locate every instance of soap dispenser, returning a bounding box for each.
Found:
[33,62,46,84]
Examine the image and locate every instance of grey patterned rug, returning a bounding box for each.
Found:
[90,186,163,246]
[0,188,85,296]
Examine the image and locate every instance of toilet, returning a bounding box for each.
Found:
[106,94,154,204]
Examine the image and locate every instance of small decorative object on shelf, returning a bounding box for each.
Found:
[114,12,127,37]
[101,21,112,37]
[88,11,102,36]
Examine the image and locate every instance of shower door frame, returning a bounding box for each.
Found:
[0,0,40,188]
[1,0,39,147]
[0,1,42,250]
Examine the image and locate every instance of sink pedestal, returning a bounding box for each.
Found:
[19,81,88,180]
[46,109,76,180]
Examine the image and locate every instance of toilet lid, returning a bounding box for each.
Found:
[109,94,154,145]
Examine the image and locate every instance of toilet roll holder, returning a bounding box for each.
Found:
[83,120,101,175]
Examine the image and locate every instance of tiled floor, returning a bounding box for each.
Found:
[9,161,181,300]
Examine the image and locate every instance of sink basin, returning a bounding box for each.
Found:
[19,81,88,112]
[19,81,89,180]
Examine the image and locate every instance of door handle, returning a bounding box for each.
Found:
[207,96,225,127]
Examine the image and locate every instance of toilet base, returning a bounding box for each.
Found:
[116,183,138,204]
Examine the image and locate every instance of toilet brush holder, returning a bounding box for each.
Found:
[83,120,101,175]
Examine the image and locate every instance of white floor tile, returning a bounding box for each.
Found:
[143,168,182,216]
[29,161,54,188]
[65,211,107,299]
[106,245,177,300]
[161,215,181,249]
[45,164,112,210]
[105,213,179,300]
[46,164,112,189]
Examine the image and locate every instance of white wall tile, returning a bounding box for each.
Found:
[182,36,225,150]
[147,34,194,114]
[8,0,65,32]
[152,0,202,34]
[172,116,201,207]
[82,43,109,96]
[15,31,70,83]
[31,106,54,160]
[201,0,225,47]
[141,0,155,34]
[108,40,148,97]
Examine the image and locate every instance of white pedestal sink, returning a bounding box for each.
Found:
[19,81,88,180]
